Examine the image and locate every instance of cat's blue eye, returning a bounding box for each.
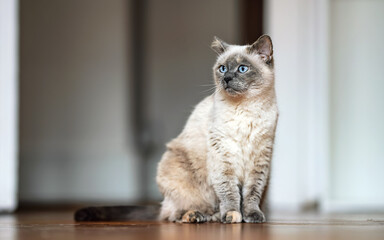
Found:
[238,65,249,73]
[219,65,227,73]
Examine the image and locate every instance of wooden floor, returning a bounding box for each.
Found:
[0,210,383,240]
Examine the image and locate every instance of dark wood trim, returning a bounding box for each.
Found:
[129,0,149,200]
[240,0,264,45]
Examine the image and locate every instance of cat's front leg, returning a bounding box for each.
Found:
[242,143,273,223]
[209,162,242,224]
[207,137,242,223]
[242,164,269,223]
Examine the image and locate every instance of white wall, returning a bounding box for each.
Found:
[265,0,329,211]
[267,0,384,212]
[0,0,18,211]
[326,0,384,211]
[19,0,139,203]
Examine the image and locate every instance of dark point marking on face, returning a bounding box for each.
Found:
[214,54,262,94]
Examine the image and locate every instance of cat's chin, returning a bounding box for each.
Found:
[224,87,243,97]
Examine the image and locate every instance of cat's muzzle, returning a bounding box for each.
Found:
[222,80,244,95]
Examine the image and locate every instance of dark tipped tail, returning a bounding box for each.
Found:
[74,205,160,222]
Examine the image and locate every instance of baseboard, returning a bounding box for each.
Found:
[0,192,17,212]
[321,199,384,213]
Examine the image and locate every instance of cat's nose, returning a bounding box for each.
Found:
[224,76,233,83]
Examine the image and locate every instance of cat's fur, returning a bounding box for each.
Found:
[156,35,278,223]
[74,35,278,224]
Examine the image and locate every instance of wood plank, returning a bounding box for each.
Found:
[0,210,383,240]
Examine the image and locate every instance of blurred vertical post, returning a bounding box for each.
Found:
[130,0,150,201]
[240,0,264,44]
[0,0,18,211]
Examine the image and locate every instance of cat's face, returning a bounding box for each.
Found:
[211,35,274,98]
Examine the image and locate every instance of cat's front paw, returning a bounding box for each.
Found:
[243,209,266,223]
[222,211,242,224]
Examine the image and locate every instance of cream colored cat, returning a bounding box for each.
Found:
[156,35,278,223]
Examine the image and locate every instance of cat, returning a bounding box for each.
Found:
[75,35,278,224]
[156,35,278,223]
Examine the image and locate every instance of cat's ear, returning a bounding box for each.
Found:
[211,36,229,55]
[248,35,273,64]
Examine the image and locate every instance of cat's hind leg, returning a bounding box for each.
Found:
[181,210,222,223]
[157,149,217,223]
[159,198,210,223]
[181,210,207,223]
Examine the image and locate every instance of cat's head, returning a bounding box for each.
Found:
[211,35,274,99]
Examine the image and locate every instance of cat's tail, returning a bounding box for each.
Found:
[74,205,160,222]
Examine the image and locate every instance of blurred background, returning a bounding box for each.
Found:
[1,0,383,213]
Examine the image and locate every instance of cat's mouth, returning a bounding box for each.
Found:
[221,79,246,96]
[224,86,242,95]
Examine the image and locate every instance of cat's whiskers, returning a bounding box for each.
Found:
[201,87,217,94]
[200,83,216,87]
[213,85,223,96]
[200,84,218,94]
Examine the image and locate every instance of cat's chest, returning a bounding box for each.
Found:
[212,104,277,160]
[222,107,269,142]
[211,98,277,142]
